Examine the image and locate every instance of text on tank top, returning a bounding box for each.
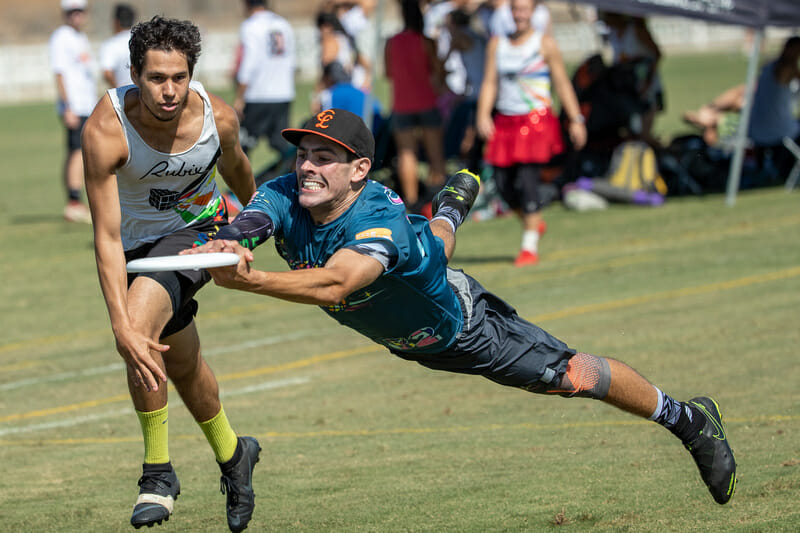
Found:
[108,81,224,250]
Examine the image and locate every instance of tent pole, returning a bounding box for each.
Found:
[725,28,764,206]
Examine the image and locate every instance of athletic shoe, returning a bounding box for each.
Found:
[63,201,92,224]
[685,397,737,504]
[130,462,180,529]
[514,250,539,267]
[219,436,261,532]
[431,169,481,220]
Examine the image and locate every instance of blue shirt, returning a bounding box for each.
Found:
[245,174,464,354]
[748,60,800,146]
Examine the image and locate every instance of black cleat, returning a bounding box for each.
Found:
[219,436,261,532]
[685,397,737,504]
[431,169,481,220]
[130,463,180,529]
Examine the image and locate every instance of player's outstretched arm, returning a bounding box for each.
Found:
[83,95,169,391]
[186,242,384,307]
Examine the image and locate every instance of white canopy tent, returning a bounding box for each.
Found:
[565,0,800,205]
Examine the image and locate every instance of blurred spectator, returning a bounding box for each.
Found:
[233,0,295,197]
[313,62,382,131]
[748,36,800,145]
[385,0,448,214]
[316,10,371,91]
[682,84,746,146]
[487,0,551,37]
[99,3,136,88]
[600,12,663,146]
[748,36,800,176]
[477,0,585,267]
[49,0,96,224]
[444,7,487,172]
[231,0,295,215]
[422,0,474,120]
[682,36,800,163]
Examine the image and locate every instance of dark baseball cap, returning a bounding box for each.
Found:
[282,108,375,161]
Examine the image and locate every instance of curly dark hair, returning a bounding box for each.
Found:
[129,16,202,77]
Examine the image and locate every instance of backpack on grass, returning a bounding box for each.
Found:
[588,141,667,205]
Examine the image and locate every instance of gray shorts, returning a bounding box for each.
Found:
[394,269,574,391]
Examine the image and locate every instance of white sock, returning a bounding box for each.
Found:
[521,230,540,252]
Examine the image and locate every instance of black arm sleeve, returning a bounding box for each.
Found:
[213,210,274,250]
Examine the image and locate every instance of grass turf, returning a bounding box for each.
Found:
[0,51,798,531]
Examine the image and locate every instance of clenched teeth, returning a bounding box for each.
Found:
[302,180,324,190]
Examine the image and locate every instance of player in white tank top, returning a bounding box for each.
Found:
[108,81,225,250]
[81,16,259,531]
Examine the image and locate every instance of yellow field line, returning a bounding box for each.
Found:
[3,266,800,422]
[531,265,800,323]
[0,360,40,372]
[0,414,796,447]
[0,394,131,423]
[0,345,379,423]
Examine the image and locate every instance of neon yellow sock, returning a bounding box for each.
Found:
[199,406,239,463]
[136,405,170,464]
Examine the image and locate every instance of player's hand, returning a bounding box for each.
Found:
[63,109,81,130]
[182,240,256,289]
[477,114,495,140]
[568,121,587,151]
[181,239,255,262]
[113,327,169,392]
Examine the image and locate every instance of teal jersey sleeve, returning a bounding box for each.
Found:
[245,176,463,354]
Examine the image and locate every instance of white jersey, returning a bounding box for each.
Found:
[237,10,296,103]
[49,24,96,116]
[495,32,551,115]
[100,30,133,87]
[109,81,224,250]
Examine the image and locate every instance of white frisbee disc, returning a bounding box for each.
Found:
[126,252,240,273]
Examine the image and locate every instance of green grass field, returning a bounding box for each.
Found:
[1,51,799,531]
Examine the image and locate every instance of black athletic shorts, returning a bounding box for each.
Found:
[493,164,543,214]
[66,116,89,152]
[392,107,441,131]
[392,269,575,391]
[240,101,291,154]
[124,217,226,339]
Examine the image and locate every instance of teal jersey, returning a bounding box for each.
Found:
[246,174,464,354]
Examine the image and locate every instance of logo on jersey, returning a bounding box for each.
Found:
[384,327,443,351]
[315,109,335,129]
[382,186,404,205]
[355,228,392,241]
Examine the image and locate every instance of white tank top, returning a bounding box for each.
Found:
[108,81,224,250]
[495,32,552,116]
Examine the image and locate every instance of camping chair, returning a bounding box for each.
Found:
[782,136,800,191]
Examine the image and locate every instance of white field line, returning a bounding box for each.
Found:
[0,330,314,392]
[0,376,310,437]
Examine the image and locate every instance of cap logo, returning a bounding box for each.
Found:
[315,110,335,129]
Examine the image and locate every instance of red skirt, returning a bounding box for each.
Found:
[485,108,564,167]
